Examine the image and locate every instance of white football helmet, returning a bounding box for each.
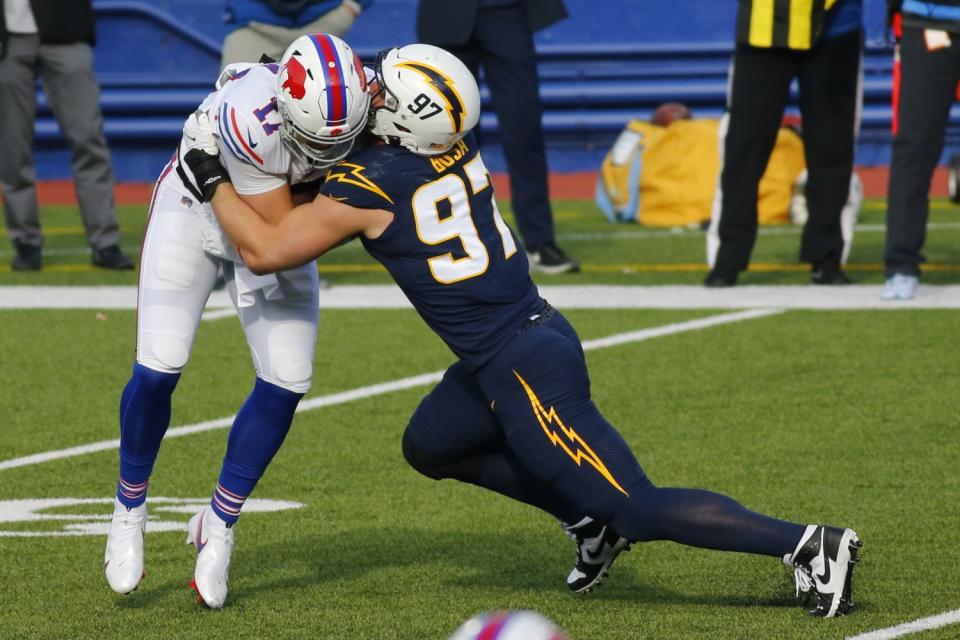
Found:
[368,44,481,156]
[276,33,370,166]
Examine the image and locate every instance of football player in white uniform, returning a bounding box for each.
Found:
[103,33,370,609]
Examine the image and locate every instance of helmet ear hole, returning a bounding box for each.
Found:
[370,44,481,156]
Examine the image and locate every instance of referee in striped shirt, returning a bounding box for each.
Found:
[705,0,863,287]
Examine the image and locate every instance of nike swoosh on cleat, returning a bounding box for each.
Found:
[584,528,608,561]
[817,529,832,587]
[195,519,207,553]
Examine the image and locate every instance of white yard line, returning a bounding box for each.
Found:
[2,284,959,310]
[846,609,960,640]
[0,308,783,473]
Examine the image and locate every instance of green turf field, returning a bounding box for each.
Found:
[1,197,959,285]
[0,198,958,639]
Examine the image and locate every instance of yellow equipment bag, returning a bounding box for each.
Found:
[596,118,806,227]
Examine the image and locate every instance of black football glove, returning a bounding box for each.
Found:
[181,110,231,202]
[184,148,230,202]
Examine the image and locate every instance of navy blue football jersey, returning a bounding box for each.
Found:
[319,132,542,368]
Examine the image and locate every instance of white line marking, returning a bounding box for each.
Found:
[200,308,236,322]
[0,308,783,473]
[579,308,782,350]
[846,609,960,640]
[3,284,960,310]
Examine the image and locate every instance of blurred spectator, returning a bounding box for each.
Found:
[221,0,372,68]
[0,0,133,271]
[882,1,960,300]
[416,0,580,274]
[705,0,863,287]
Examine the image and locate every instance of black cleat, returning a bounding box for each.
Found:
[811,261,851,285]
[704,269,738,287]
[785,525,863,617]
[92,245,135,270]
[563,517,631,594]
[12,242,42,271]
[527,243,580,275]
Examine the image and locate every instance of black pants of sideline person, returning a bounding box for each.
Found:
[429,4,556,251]
[711,30,862,279]
[885,25,960,278]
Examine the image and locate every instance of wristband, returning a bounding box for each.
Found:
[184,149,231,202]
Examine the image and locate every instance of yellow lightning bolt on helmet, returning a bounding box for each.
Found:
[368,44,481,156]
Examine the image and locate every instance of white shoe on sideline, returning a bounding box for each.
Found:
[881,274,918,300]
[104,499,146,594]
[186,507,234,609]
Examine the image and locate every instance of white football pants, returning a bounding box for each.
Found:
[135,179,318,393]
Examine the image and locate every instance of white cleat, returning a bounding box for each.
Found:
[186,507,234,609]
[104,499,147,595]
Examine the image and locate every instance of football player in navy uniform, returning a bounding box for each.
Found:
[183,44,863,618]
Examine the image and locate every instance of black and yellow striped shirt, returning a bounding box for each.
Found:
[736,0,839,50]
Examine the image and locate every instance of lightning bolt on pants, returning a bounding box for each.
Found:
[404,309,806,558]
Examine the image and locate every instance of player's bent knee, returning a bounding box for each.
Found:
[401,429,447,480]
[260,326,315,394]
[139,304,197,372]
[259,360,312,394]
[143,335,190,372]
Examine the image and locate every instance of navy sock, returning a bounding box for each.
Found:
[116,363,181,508]
[611,486,806,558]
[210,378,302,524]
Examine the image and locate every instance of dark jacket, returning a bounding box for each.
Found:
[2,0,96,59]
[417,0,568,46]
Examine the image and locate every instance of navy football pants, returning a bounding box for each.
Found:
[403,310,805,557]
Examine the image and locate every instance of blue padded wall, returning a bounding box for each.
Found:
[30,0,957,181]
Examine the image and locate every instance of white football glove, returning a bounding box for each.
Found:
[182,110,219,157]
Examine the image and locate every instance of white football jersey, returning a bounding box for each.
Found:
[168,63,326,199]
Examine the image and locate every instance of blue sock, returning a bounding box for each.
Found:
[116,363,181,508]
[210,378,303,524]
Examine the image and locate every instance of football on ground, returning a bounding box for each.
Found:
[448,610,568,640]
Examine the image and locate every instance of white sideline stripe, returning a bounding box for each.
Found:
[0,308,781,473]
[846,609,960,640]
[3,284,960,310]
[201,308,237,322]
